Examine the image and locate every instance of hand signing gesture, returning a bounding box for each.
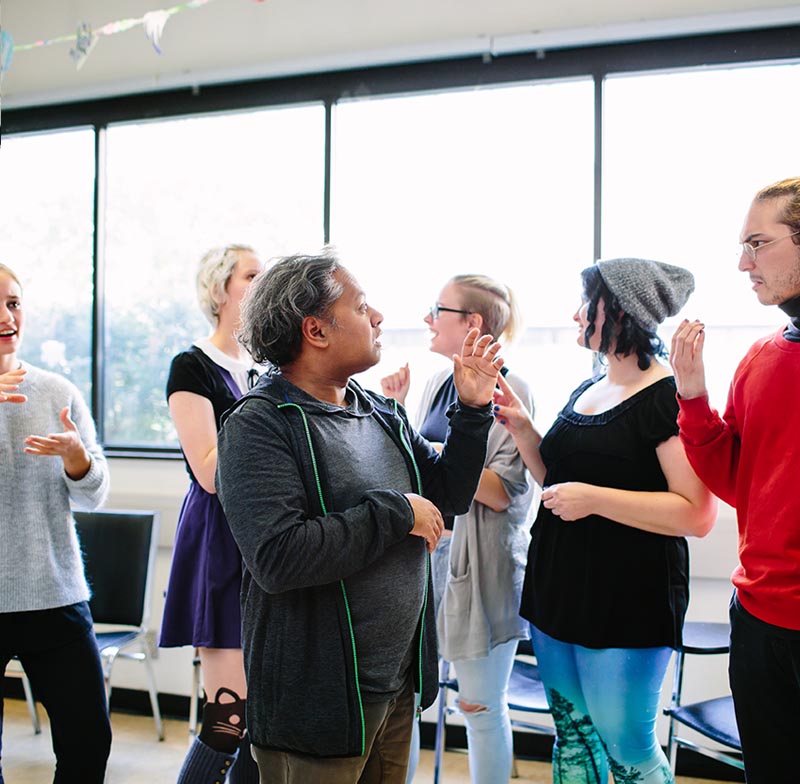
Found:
[24,406,92,480]
[453,328,503,408]
[0,367,27,403]
[492,372,534,437]
[492,371,545,485]
[670,319,707,400]
[380,362,410,405]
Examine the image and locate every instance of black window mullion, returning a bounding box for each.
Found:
[91,126,107,441]
[593,71,604,262]
[323,99,333,245]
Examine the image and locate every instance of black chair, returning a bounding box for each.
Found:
[5,656,42,734]
[433,638,553,783]
[664,620,743,773]
[189,648,203,737]
[21,510,164,741]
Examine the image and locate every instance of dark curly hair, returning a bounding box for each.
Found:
[581,265,667,370]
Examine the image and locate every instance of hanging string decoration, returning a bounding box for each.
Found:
[69,22,97,70]
[0,30,13,73]
[143,10,173,54]
[8,0,217,73]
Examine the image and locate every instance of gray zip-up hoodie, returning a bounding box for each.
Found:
[216,372,493,757]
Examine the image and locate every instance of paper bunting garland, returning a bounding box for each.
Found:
[8,0,216,72]
[143,10,172,54]
[69,23,97,70]
[0,30,13,73]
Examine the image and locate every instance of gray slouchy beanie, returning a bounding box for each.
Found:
[594,258,695,331]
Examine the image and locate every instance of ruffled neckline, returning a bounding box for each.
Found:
[560,375,676,426]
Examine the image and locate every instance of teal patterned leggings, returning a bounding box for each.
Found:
[530,625,674,784]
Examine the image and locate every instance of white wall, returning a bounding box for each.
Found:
[105,454,739,750]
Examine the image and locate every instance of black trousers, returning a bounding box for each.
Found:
[729,593,800,784]
[0,601,112,784]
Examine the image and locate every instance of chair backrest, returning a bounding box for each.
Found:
[73,510,160,629]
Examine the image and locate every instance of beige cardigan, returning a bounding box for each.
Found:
[415,367,537,661]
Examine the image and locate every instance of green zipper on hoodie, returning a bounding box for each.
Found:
[278,401,366,756]
[392,399,431,717]
[278,398,432,750]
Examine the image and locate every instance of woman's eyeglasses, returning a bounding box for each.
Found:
[429,304,472,320]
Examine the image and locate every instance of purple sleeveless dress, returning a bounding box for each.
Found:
[160,365,244,649]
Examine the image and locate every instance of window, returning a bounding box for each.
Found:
[603,62,800,405]
[103,105,326,447]
[4,29,798,447]
[332,80,595,426]
[0,128,95,402]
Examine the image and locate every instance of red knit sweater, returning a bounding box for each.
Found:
[677,329,800,631]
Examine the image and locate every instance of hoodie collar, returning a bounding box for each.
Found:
[254,372,376,417]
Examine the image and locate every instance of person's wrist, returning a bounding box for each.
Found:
[457,396,492,411]
[64,448,91,480]
[676,388,707,400]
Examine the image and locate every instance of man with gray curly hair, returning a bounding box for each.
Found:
[216,251,504,783]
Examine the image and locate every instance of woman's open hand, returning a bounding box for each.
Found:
[24,406,91,480]
[0,367,27,403]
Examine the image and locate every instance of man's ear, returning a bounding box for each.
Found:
[301,315,330,349]
[467,312,484,332]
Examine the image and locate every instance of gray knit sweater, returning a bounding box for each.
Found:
[0,362,109,613]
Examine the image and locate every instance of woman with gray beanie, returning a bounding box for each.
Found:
[493,258,717,784]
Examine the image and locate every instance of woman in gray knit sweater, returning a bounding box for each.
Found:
[0,263,111,783]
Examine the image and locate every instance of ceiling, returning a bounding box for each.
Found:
[3,0,800,108]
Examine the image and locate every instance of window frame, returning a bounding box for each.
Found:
[4,24,799,455]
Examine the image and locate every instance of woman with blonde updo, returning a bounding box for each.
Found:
[382,274,536,784]
[160,245,263,784]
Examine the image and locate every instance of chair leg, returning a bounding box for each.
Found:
[189,650,202,737]
[101,651,114,706]
[511,752,519,778]
[20,671,42,735]
[143,650,165,741]
[433,660,450,784]
[666,650,685,774]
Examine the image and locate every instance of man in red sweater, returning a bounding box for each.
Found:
[670,177,800,784]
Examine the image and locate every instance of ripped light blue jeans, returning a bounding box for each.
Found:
[405,638,518,784]
[530,624,674,784]
[452,638,519,784]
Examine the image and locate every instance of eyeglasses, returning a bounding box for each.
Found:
[740,230,800,261]
[429,304,472,320]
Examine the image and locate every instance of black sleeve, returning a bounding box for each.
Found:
[406,400,493,516]
[641,378,680,448]
[166,349,217,403]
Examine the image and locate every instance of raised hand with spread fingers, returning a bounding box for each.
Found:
[452,327,504,408]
